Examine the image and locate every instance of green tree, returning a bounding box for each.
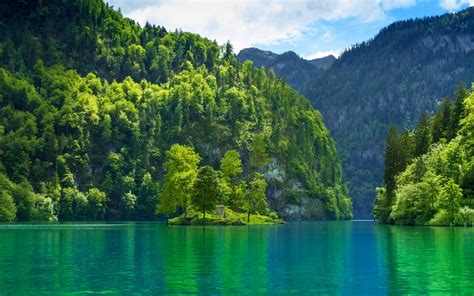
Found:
[244,173,268,223]
[432,99,453,143]
[249,134,270,171]
[418,171,441,222]
[121,191,137,220]
[381,127,412,222]
[459,206,474,226]
[413,111,432,158]
[11,182,36,221]
[136,173,160,220]
[438,179,463,224]
[157,144,201,215]
[220,150,244,208]
[192,166,219,220]
[0,191,16,221]
[59,187,76,221]
[450,82,468,137]
[87,188,106,220]
[32,194,56,221]
[390,183,422,225]
[372,187,388,222]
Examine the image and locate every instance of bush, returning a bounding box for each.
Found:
[428,210,452,226]
[269,211,279,220]
[32,194,57,221]
[0,191,17,221]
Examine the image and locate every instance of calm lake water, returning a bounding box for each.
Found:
[0,221,473,295]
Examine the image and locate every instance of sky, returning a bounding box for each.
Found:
[106,0,474,59]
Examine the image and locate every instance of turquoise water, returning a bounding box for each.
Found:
[0,221,473,295]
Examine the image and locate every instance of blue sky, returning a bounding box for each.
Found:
[107,0,474,59]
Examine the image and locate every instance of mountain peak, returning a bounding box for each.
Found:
[237,48,335,90]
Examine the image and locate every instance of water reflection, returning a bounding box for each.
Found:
[375,225,474,294]
[0,222,473,294]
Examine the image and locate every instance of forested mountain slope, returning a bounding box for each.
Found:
[0,0,351,221]
[239,8,474,218]
[373,85,474,226]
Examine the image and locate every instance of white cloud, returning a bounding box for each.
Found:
[108,0,417,51]
[380,0,416,10]
[306,49,342,60]
[439,0,474,10]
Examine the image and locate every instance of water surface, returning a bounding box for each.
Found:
[0,221,473,295]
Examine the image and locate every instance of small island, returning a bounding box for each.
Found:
[168,207,284,225]
[157,145,284,225]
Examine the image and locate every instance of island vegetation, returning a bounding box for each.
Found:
[0,0,351,222]
[157,144,283,225]
[373,83,474,226]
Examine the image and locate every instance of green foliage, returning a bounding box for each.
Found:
[168,206,284,225]
[157,144,201,215]
[192,166,219,219]
[0,0,350,221]
[249,134,270,171]
[376,126,413,222]
[372,187,389,223]
[0,191,16,221]
[240,10,474,218]
[121,192,137,220]
[219,150,244,209]
[87,188,106,220]
[244,173,269,223]
[438,180,462,223]
[459,206,474,225]
[413,112,432,158]
[427,210,451,226]
[220,150,243,181]
[375,86,474,225]
[32,194,56,221]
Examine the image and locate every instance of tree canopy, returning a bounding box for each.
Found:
[373,85,474,225]
[0,0,351,221]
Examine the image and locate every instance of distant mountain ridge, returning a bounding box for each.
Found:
[237,48,336,96]
[239,8,474,218]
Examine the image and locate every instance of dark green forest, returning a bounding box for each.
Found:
[373,84,474,225]
[0,0,351,221]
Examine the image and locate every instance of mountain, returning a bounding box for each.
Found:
[237,48,335,97]
[239,8,474,218]
[0,0,351,221]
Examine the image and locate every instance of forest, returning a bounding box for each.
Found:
[0,0,351,222]
[239,8,474,218]
[373,83,474,225]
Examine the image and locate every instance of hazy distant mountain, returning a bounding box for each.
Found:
[239,8,474,218]
[237,48,336,96]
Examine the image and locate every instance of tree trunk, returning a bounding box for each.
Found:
[247,211,250,223]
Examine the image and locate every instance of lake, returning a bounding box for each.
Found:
[0,221,473,295]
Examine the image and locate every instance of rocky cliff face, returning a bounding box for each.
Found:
[239,7,474,218]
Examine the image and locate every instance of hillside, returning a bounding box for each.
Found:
[239,8,474,218]
[373,85,474,226]
[0,0,351,221]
